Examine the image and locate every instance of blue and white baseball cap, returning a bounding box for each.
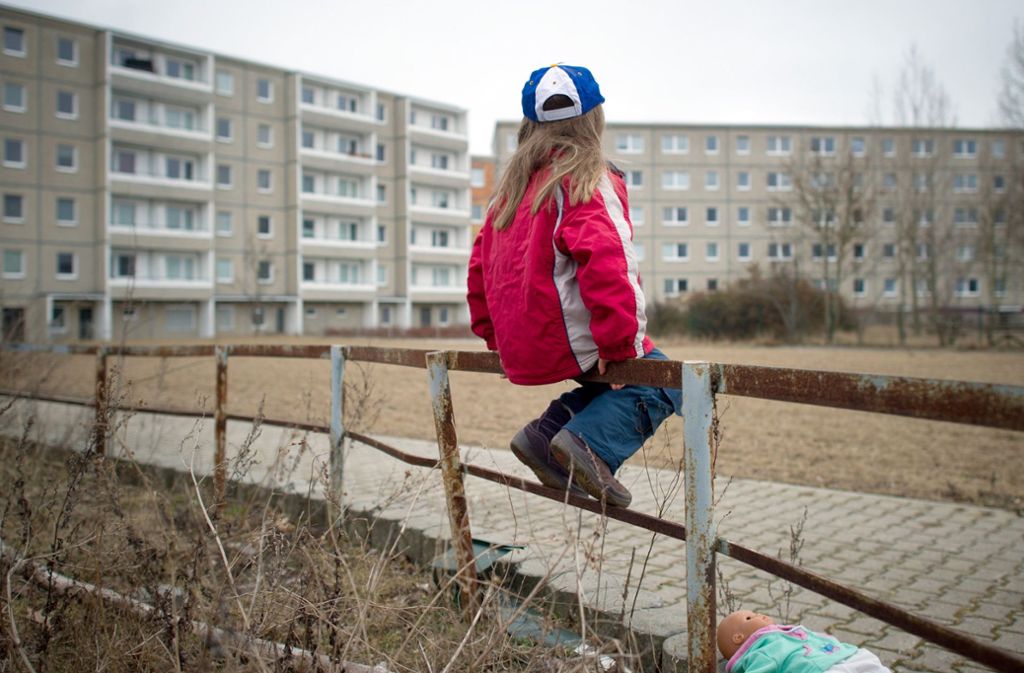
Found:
[521,64,605,123]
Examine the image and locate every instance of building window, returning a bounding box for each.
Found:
[3,82,25,112]
[882,173,897,191]
[626,205,643,225]
[56,90,77,119]
[301,129,315,149]
[216,258,233,283]
[165,58,195,81]
[616,134,644,153]
[663,278,688,296]
[705,170,719,191]
[2,249,24,278]
[766,171,791,191]
[257,169,272,192]
[257,78,273,102]
[301,261,315,282]
[883,278,897,297]
[301,86,315,104]
[625,170,643,188]
[50,305,66,332]
[257,124,273,147]
[633,242,645,261]
[470,168,485,187]
[810,136,836,155]
[994,175,1005,193]
[376,184,386,203]
[705,135,719,154]
[738,242,751,261]
[956,245,975,262]
[3,27,25,56]
[736,135,750,154]
[882,138,895,157]
[56,197,76,224]
[661,134,688,153]
[812,243,838,261]
[377,224,387,244]
[4,138,25,167]
[376,143,385,162]
[737,207,750,226]
[707,278,719,291]
[3,193,23,222]
[882,243,896,259]
[662,206,688,225]
[850,137,866,156]
[215,70,233,95]
[767,207,792,226]
[952,173,978,193]
[56,252,76,279]
[768,242,793,260]
[952,139,977,158]
[661,242,689,261]
[216,117,232,141]
[853,278,866,296]
[215,211,232,236]
[55,143,76,172]
[736,171,750,191]
[376,103,386,121]
[706,207,719,226]
[257,215,272,237]
[706,241,719,261]
[662,170,690,190]
[257,260,273,283]
[216,164,232,188]
[954,208,978,227]
[766,135,791,155]
[955,278,980,297]
[911,138,934,157]
[991,139,1006,159]
[165,306,196,332]
[853,243,865,260]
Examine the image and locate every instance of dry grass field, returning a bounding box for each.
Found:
[3,336,1022,510]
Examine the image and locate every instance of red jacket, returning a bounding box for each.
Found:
[467,166,654,385]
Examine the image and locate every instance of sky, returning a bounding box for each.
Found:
[11,0,1020,155]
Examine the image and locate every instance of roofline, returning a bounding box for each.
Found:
[494,119,1019,134]
[0,2,467,114]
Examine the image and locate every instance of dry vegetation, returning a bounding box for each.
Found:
[0,423,637,672]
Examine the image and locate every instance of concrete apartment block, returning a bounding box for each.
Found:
[0,5,471,342]
[492,121,1022,318]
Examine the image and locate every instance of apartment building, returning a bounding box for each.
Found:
[492,121,1022,313]
[0,5,471,342]
[470,154,495,240]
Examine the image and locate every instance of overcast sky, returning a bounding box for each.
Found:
[12,0,1020,154]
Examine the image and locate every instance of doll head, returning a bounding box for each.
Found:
[717,610,776,659]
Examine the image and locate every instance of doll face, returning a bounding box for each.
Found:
[717,610,776,659]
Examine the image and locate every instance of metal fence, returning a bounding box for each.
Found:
[1,341,1022,673]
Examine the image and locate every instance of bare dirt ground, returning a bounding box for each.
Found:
[3,335,1022,510]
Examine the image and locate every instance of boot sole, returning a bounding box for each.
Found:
[549,434,632,508]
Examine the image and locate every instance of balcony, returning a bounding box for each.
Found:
[109,45,212,103]
[408,163,470,189]
[300,236,377,259]
[300,101,379,134]
[109,167,213,200]
[300,146,378,174]
[109,118,211,154]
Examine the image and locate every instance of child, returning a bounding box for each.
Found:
[467,64,681,508]
[717,610,892,673]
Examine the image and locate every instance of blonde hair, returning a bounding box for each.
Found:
[490,105,606,231]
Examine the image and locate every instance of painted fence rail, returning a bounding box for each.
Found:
[1,342,1022,673]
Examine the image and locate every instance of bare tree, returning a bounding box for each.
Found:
[786,143,877,343]
[998,19,1024,129]
[884,46,957,344]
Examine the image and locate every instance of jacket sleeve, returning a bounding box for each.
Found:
[466,227,497,350]
[556,174,646,361]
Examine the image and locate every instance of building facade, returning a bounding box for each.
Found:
[0,5,471,342]
[492,121,1022,315]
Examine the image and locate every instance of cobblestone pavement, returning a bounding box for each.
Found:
[5,398,1023,673]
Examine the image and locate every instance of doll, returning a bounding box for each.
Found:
[717,610,891,672]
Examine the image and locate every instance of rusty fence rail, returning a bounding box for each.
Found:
[1,342,1023,672]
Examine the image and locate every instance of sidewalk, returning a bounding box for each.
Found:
[3,397,1022,672]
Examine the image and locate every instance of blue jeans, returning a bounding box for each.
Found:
[558,348,682,473]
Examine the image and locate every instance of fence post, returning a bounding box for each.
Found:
[93,346,108,455]
[214,345,229,509]
[683,361,717,673]
[329,345,346,511]
[426,350,479,620]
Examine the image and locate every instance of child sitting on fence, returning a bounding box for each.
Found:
[718,610,892,672]
[466,63,681,508]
